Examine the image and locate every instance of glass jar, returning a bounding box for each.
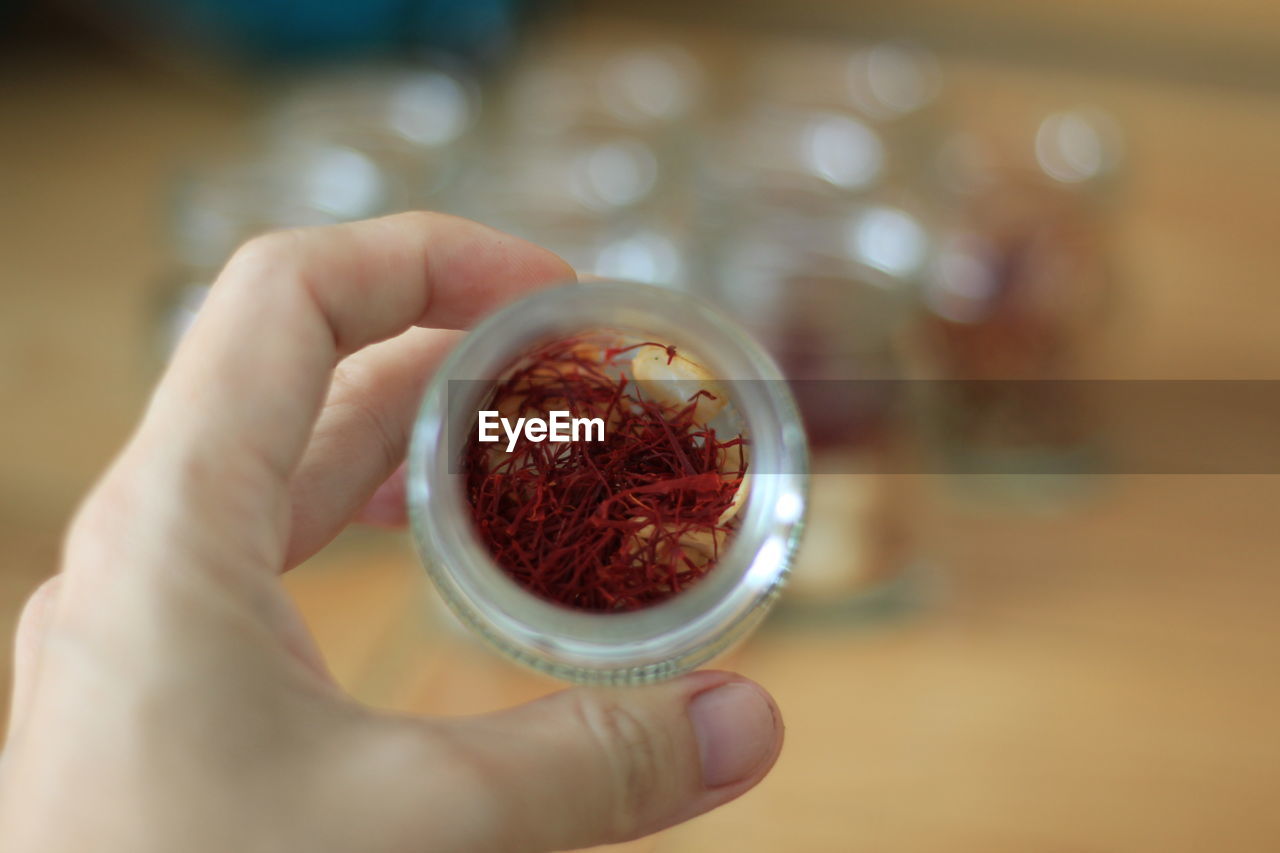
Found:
[407,282,808,684]
[914,108,1120,498]
[265,64,480,212]
[705,204,928,617]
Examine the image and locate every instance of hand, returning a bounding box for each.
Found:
[0,214,783,853]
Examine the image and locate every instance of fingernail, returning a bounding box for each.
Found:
[689,682,778,788]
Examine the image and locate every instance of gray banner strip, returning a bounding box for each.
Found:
[444,380,1280,474]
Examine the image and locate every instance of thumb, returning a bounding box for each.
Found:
[438,671,783,852]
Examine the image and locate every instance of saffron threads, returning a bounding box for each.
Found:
[464,337,748,612]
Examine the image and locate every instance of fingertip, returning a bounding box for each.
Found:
[426,669,783,851]
[406,214,579,329]
[688,677,783,789]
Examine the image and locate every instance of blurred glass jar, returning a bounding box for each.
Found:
[170,146,381,270]
[715,39,944,204]
[743,38,943,120]
[158,64,479,359]
[465,133,663,223]
[503,40,705,142]
[159,142,400,358]
[712,105,890,207]
[463,39,706,286]
[694,39,949,615]
[915,108,1121,490]
[460,122,698,287]
[159,145,387,358]
[265,64,480,211]
[709,201,928,612]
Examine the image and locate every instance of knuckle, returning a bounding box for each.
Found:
[383,720,525,850]
[387,209,454,232]
[64,475,133,568]
[227,229,303,272]
[18,575,62,628]
[573,693,668,837]
[392,209,437,229]
[14,575,64,659]
[25,573,62,604]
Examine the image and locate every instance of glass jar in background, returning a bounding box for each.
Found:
[158,146,375,358]
[502,38,705,151]
[455,130,698,287]
[156,63,480,359]
[265,64,480,212]
[915,108,1121,495]
[170,146,380,266]
[709,201,930,616]
[714,38,944,206]
[741,38,943,121]
[711,102,890,205]
[467,38,705,286]
[693,40,949,619]
[465,157,698,286]
[407,282,808,683]
[158,143,401,357]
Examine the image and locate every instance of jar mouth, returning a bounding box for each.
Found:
[408,281,809,683]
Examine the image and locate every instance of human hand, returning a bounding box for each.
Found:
[0,214,783,853]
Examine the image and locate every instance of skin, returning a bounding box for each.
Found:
[0,213,783,853]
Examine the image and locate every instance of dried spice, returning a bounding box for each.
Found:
[465,337,748,611]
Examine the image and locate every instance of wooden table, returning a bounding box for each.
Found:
[2,28,1279,853]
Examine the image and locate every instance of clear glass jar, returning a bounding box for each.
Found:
[706,202,927,616]
[914,108,1120,500]
[407,282,808,684]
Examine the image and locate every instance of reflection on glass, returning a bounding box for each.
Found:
[845,205,928,280]
[594,229,685,285]
[384,71,474,147]
[597,45,702,127]
[1034,109,1122,184]
[846,42,942,119]
[719,107,888,201]
[471,134,663,225]
[571,140,660,210]
[804,113,885,190]
[293,144,386,219]
[923,233,1000,323]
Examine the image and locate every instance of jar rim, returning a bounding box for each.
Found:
[408,281,809,683]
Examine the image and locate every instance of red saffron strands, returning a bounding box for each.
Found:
[465,337,748,612]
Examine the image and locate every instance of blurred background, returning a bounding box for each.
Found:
[2,0,1279,850]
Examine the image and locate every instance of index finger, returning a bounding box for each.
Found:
[137,212,573,527]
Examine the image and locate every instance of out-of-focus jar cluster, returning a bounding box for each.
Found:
[158,29,1122,617]
[160,64,481,353]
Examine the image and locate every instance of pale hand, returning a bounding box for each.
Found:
[0,214,783,853]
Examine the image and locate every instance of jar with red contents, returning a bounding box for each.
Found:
[407,281,808,684]
[918,109,1120,493]
[709,199,927,613]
